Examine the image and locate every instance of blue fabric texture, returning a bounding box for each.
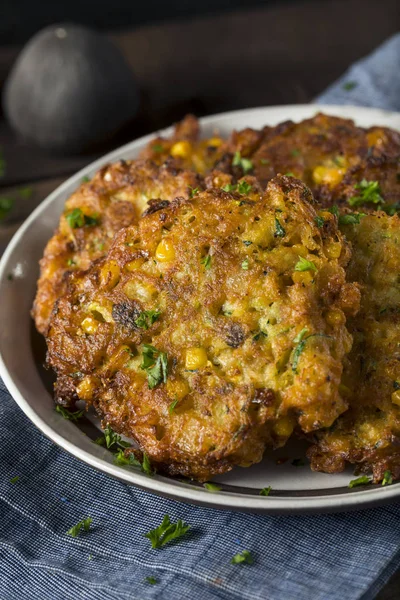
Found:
[2,34,400,600]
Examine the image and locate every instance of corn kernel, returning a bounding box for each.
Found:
[156,238,175,262]
[367,130,386,147]
[81,316,98,334]
[207,137,222,147]
[100,260,120,289]
[170,140,192,158]
[312,165,345,187]
[166,378,190,400]
[292,271,314,285]
[325,242,342,259]
[76,376,95,400]
[185,347,208,370]
[392,390,400,406]
[326,309,345,327]
[125,258,144,272]
[274,416,295,438]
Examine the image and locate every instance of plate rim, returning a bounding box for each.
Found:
[1,103,400,514]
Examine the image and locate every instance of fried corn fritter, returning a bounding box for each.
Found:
[46,176,359,480]
[32,160,201,335]
[139,113,224,174]
[307,213,400,481]
[215,113,400,213]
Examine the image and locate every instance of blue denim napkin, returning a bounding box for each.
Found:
[1,34,400,600]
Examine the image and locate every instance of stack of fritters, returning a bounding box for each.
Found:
[35,113,400,482]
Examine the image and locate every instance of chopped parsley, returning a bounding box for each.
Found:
[142,452,154,476]
[189,186,199,198]
[253,330,267,341]
[144,515,190,549]
[67,258,76,267]
[55,404,84,421]
[203,482,222,492]
[328,205,340,218]
[342,81,357,91]
[200,254,212,270]
[259,486,271,496]
[274,217,286,237]
[338,212,365,225]
[294,256,317,272]
[169,398,179,414]
[141,344,168,389]
[67,517,93,537]
[284,172,294,177]
[81,176,90,183]
[232,151,253,174]
[10,476,20,484]
[95,424,131,450]
[0,197,13,220]
[315,215,325,228]
[135,309,161,330]
[348,179,383,207]
[393,381,400,391]
[382,470,393,486]
[113,449,140,467]
[222,181,252,195]
[292,331,331,373]
[65,208,100,229]
[241,258,249,270]
[348,475,371,488]
[145,576,158,585]
[291,149,301,157]
[230,550,254,565]
[292,458,305,467]
[152,144,164,153]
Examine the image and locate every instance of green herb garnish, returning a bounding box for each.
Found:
[55,404,84,422]
[232,151,253,174]
[328,205,340,218]
[348,475,371,488]
[315,216,325,228]
[189,186,199,198]
[237,180,252,195]
[241,258,249,270]
[169,398,179,414]
[259,486,271,496]
[343,81,357,91]
[141,344,168,389]
[142,452,154,476]
[291,149,301,157]
[18,186,33,198]
[393,381,400,391]
[81,176,90,183]
[382,470,393,486]
[294,256,317,272]
[65,208,100,229]
[144,515,190,549]
[67,517,93,537]
[285,172,294,177]
[113,449,141,467]
[67,258,76,267]
[203,482,222,492]
[0,197,13,220]
[10,476,20,484]
[152,144,164,153]
[95,424,131,449]
[292,332,331,372]
[201,254,212,270]
[338,213,365,225]
[348,180,383,207]
[275,217,286,237]
[135,309,161,330]
[145,576,158,585]
[230,550,254,565]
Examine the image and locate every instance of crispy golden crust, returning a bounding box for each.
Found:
[32,160,201,335]
[46,176,358,480]
[307,214,400,481]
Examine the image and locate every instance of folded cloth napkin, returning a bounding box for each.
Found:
[1,34,400,600]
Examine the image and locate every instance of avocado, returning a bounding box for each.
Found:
[3,24,139,154]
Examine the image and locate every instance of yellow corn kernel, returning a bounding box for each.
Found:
[207,137,222,147]
[312,166,345,187]
[170,140,192,158]
[166,378,190,401]
[325,241,342,259]
[274,416,295,438]
[185,347,208,370]
[125,258,144,272]
[367,130,386,147]
[81,316,98,334]
[76,376,95,400]
[392,391,400,406]
[292,271,314,285]
[326,309,345,327]
[100,260,120,289]
[156,238,175,262]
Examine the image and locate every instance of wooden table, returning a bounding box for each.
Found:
[0,1,399,595]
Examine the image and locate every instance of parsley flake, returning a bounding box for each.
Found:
[343,81,357,91]
[292,332,331,372]
[95,424,131,450]
[135,309,161,330]
[315,215,325,228]
[348,475,371,488]
[55,405,84,422]
[230,550,254,565]
[291,149,301,157]
[259,486,271,496]
[67,517,93,538]
[201,254,212,270]
[67,258,76,267]
[203,482,222,492]
[348,180,383,207]
[393,381,400,391]
[294,256,317,272]
[328,205,340,218]
[0,197,13,220]
[10,476,20,484]
[169,398,179,414]
[65,208,100,229]
[142,452,154,476]
[232,151,253,174]
[237,180,252,195]
[285,172,294,177]
[144,515,190,549]
[152,144,164,153]
[141,344,168,389]
[189,186,199,198]
[382,470,393,486]
[241,258,249,270]
[338,213,365,225]
[113,449,141,467]
[81,176,90,183]
[274,217,286,237]
[145,576,158,585]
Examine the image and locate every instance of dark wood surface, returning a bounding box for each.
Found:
[0,1,399,596]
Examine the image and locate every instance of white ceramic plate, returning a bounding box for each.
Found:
[1,105,400,514]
